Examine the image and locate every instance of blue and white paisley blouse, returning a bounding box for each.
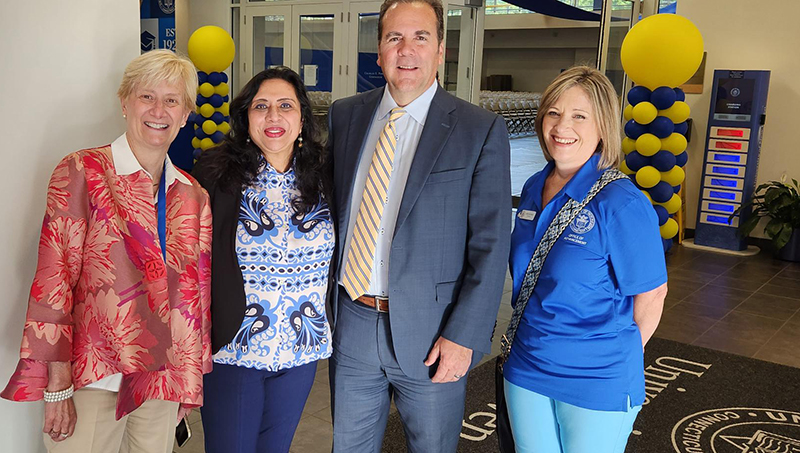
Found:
[212,160,334,371]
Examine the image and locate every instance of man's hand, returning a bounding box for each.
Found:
[424,336,472,383]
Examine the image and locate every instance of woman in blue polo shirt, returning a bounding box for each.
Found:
[505,66,668,453]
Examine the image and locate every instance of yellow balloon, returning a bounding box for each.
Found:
[214,82,230,97]
[198,82,215,98]
[622,137,637,155]
[199,103,215,118]
[660,101,691,123]
[636,133,661,157]
[620,160,635,175]
[188,26,236,73]
[661,166,685,186]
[660,193,682,214]
[623,104,634,121]
[635,166,661,188]
[662,133,688,155]
[632,102,658,125]
[202,120,217,135]
[218,121,231,135]
[642,190,653,204]
[192,137,201,149]
[216,102,230,117]
[200,138,215,150]
[620,14,704,90]
[660,218,679,239]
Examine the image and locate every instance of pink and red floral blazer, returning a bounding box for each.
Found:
[1,138,212,419]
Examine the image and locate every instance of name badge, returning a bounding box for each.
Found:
[517,210,537,221]
[145,259,167,281]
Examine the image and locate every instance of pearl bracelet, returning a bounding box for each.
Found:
[43,384,74,403]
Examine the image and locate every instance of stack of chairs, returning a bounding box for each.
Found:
[308,91,332,135]
[479,91,540,138]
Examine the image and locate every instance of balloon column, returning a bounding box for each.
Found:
[187,26,236,160]
[619,14,703,251]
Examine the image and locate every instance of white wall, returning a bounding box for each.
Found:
[678,0,800,232]
[0,2,138,451]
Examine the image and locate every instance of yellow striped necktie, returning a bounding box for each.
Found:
[342,108,407,300]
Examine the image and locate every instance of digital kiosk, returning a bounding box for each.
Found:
[690,69,770,252]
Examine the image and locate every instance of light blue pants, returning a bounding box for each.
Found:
[504,379,641,453]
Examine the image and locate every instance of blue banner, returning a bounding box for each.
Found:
[141,0,175,52]
[357,52,386,93]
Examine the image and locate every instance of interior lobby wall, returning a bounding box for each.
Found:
[678,0,800,232]
[0,1,139,451]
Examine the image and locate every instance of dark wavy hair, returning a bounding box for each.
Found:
[197,67,330,213]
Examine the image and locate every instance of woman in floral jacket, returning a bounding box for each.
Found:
[2,49,212,453]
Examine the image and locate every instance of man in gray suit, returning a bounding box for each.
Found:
[327,0,511,451]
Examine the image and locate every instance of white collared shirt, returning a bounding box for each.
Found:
[340,81,439,297]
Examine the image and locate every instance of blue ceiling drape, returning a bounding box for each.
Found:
[501,0,603,21]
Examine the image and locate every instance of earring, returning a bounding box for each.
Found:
[123,114,127,119]
[297,136,303,148]
[246,137,251,143]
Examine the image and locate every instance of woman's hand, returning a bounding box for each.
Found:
[44,398,77,442]
[43,362,77,442]
[634,282,668,350]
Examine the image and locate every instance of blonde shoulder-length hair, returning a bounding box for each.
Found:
[534,66,622,170]
[117,49,198,112]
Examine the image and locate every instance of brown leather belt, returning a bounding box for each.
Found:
[356,295,389,313]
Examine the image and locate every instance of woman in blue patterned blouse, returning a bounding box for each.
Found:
[193,67,334,453]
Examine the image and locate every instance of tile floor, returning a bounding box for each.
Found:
[175,244,800,453]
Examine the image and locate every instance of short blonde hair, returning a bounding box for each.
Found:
[535,66,622,170]
[117,50,197,111]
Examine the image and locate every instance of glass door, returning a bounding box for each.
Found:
[346,1,384,96]
[242,5,293,85]
[597,0,640,107]
[291,4,344,101]
[444,3,480,102]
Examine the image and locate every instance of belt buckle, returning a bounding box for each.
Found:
[374,295,389,313]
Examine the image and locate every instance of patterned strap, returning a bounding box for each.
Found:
[499,168,628,364]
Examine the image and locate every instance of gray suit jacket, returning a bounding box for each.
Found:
[328,86,511,379]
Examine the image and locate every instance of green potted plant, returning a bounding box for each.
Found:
[735,176,800,261]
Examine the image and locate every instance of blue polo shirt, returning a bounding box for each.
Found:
[505,154,667,411]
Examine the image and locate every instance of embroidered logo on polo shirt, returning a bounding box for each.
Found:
[570,209,596,234]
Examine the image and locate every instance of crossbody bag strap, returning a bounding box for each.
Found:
[499,168,628,364]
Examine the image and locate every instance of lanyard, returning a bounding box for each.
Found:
[157,161,167,262]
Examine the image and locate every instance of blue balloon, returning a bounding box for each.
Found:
[624,119,648,139]
[222,95,229,103]
[652,150,677,172]
[193,148,203,159]
[196,94,208,106]
[194,128,208,139]
[194,115,205,127]
[674,87,685,102]
[662,237,673,252]
[651,86,677,110]
[649,116,675,138]
[211,131,225,143]
[654,205,669,225]
[626,151,649,171]
[220,72,229,83]
[209,94,224,108]
[675,151,689,167]
[673,184,682,193]
[627,86,652,106]
[649,181,673,203]
[211,112,225,124]
[208,72,224,86]
[674,121,689,136]
[197,71,208,84]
